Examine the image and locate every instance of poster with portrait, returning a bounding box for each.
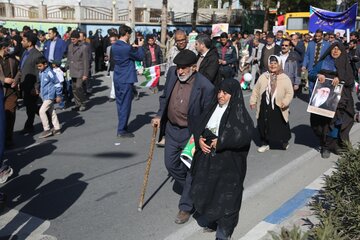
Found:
[211,23,229,38]
[307,78,343,118]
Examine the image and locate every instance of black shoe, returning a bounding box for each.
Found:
[117,132,135,138]
[108,98,115,102]
[21,126,34,135]
[71,106,80,111]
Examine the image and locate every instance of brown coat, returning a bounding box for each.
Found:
[250,72,294,122]
[67,42,90,79]
[0,56,19,84]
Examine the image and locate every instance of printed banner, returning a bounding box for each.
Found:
[309,3,358,33]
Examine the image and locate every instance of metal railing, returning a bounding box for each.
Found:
[0,3,241,25]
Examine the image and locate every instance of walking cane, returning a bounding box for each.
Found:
[138,125,158,212]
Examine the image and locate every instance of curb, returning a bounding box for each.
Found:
[238,168,335,240]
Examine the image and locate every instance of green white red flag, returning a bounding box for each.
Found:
[140,65,161,88]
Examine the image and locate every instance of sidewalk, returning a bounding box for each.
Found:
[239,122,360,240]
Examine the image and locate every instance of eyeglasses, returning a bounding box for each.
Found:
[281,44,289,47]
[329,36,335,39]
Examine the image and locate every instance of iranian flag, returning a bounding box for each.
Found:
[140,65,161,88]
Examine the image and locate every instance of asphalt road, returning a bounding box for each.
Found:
[0,72,358,240]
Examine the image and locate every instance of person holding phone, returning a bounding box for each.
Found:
[112,25,144,138]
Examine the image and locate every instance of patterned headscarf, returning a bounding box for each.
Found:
[266,55,283,109]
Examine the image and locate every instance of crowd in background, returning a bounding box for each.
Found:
[0,23,360,239]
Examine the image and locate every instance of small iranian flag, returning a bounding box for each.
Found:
[239,78,249,90]
[140,65,161,88]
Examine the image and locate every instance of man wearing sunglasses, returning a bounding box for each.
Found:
[279,39,301,92]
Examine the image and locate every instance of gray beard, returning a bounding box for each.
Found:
[177,70,193,82]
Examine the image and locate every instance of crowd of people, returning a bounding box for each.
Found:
[0,23,360,239]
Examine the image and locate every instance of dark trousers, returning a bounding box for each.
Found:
[114,82,133,134]
[0,87,5,162]
[72,78,87,107]
[23,91,39,130]
[165,122,193,212]
[4,88,17,144]
[219,65,234,81]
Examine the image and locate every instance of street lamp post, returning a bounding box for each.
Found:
[128,0,135,42]
[75,0,82,28]
[112,0,117,22]
[39,0,46,19]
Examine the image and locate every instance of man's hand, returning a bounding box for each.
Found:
[199,137,211,154]
[82,76,88,81]
[4,78,14,84]
[301,66,306,72]
[250,104,256,110]
[317,74,326,83]
[55,96,62,103]
[151,117,160,128]
[332,77,340,86]
[293,85,299,91]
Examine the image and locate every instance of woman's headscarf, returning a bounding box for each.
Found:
[218,76,240,96]
[266,55,283,109]
[268,55,284,75]
[318,42,353,85]
[194,78,253,152]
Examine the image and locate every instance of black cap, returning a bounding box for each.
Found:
[52,60,62,67]
[173,49,197,67]
[266,32,275,38]
[70,31,80,39]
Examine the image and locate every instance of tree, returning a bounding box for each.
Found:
[192,0,198,30]
[160,0,167,45]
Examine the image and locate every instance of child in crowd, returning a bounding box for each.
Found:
[51,61,65,109]
[36,57,62,138]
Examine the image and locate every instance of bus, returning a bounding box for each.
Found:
[284,12,310,35]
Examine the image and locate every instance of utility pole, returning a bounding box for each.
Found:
[263,0,271,32]
[128,0,135,42]
[160,0,168,45]
[191,0,198,30]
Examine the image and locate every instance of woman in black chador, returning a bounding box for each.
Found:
[309,42,355,158]
[190,78,253,240]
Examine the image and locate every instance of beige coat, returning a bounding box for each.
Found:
[250,72,294,122]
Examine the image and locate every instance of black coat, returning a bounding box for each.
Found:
[197,47,220,86]
[15,48,43,92]
[157,66,215,142]
[142,44,163,68]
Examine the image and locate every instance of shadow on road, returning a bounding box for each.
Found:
[86,96,109,110]
[3,139,58,178]
[128,111,156,133]
[140,175,171,211]
[291,124,318,148]
[0,173,87,239]
[57,110,85,132]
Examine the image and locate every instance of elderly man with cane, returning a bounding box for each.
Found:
[151,49,214,224]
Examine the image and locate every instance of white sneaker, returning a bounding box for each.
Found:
[258,145,270,153]
[0,167,13,184]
